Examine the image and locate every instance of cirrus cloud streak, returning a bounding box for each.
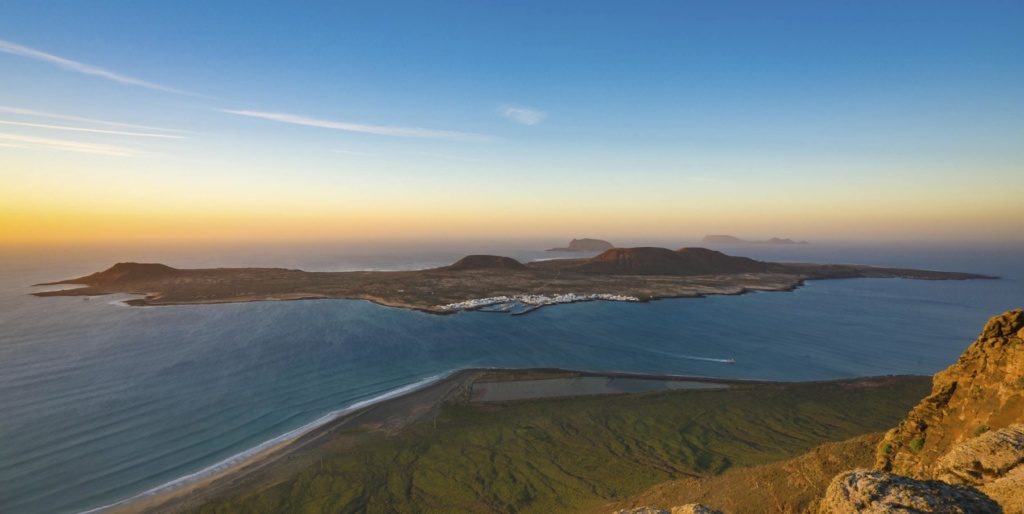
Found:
[0,132,136,156]
[222,109,494,142]
[0,120,186,139]
[0,39,197,96]
[0,106,192,133]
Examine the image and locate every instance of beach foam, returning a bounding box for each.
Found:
[76,371,454,514]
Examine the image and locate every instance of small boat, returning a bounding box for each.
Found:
[723,358,736,364]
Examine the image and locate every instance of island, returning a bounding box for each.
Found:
[546,237,615,251]
[703,234,809,244]
[34,247,994,314]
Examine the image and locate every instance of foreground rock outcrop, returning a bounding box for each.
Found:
[818,469,1001,513]
[614,504,723,514]
[934,424,1024,513]
[817,309,1024,513]
[869,309,1024,510]
[877,309,1024,477]
[613,309,1024,514]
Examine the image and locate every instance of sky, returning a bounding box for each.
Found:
[1,0,1022,245]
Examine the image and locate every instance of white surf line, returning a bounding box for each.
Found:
[76,371,455,514]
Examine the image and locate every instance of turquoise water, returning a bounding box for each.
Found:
[0,243,1021,513]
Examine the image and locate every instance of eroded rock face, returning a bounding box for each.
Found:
[876,309,1024,478]
[980,465,1024,514]
[934,424,1024,512]
[613,504,723,514]
[613,508,668,514]
[818,469,1001,514]
[671,504,725,514]
[935,424,1024,486]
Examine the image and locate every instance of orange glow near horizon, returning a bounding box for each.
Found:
[3,184,1021,245]
[3,134,1021,247]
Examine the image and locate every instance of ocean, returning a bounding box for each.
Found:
[0,241,1021,514]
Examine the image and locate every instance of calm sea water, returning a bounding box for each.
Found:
[0,242,1021,514]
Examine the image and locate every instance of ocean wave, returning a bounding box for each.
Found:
[76,371,455,514]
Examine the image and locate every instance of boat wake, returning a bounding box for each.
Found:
[649,349,736,364]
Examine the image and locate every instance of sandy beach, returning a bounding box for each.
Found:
[94,368,756,514]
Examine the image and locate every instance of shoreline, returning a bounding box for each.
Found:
[82,371,459,514]
[84,367,919,514]
[41,277,811,316]
[32,255,995,316]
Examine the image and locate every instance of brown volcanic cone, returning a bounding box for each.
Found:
[570,247,767,275]
[66,262,181,286]
[575,247,686,275]
[674,247,768,274]
[444,255,528,271]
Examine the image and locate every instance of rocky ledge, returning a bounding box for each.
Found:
[823,308,1024,513]
[615,504,723,514]
[818,469,1001,513]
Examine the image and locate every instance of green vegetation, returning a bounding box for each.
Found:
[909,437,926,452]
[192,377,929,514]
[973,425,990,437]
[618,433,886,514]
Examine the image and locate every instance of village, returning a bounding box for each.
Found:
[436,293,641,314]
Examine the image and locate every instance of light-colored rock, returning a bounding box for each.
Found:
[931,424,1024,513]
[980,465,1024,513]
[671,504,724,514]
[614,504,722,514]
[934,424,1024,486]
[818,469,1001,514]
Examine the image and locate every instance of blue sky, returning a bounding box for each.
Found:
[1,1,1022,243]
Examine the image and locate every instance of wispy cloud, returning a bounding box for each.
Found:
[0,132,136,156]
[0,120,186,139]
[0,39,196,96]
[222,109,494,142]
[0,105,191,133]
[498,104,547,125]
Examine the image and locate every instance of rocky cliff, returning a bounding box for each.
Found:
[819,469,1002,513]
[622,309,1024,514]
[876,309,1024,478]
[821,308,1024,513]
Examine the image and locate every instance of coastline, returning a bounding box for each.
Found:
[84,371,459,514]
[42,274,817,316]
[86,368,915,514]
[32,254,995,316]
